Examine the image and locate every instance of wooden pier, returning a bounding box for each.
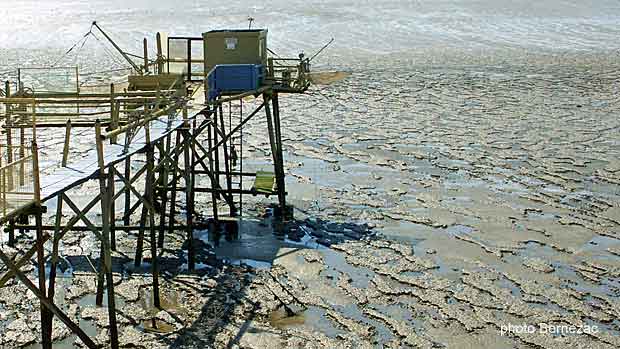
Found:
[0,27,309,348]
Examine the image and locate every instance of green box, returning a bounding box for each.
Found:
[203,29,267,75]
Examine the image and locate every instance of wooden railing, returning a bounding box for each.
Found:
[0,143,39,219]
[0,98,40,221]
[266,57,311,92]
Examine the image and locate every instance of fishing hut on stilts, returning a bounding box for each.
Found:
[0,22,310,348]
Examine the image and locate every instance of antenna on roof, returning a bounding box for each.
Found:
[248,17,255,29]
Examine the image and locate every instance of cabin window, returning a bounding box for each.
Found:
[225,37,238,50]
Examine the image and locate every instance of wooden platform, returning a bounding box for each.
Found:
[38,85,206,203]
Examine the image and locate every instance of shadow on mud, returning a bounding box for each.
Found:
[163,207,378,348]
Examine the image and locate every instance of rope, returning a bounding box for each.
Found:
[89,31,127,67]
[51,23,95,67]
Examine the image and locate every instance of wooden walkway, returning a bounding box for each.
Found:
[39,85,205,204]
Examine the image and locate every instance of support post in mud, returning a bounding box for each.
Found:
[135,197,147,266]
[45,193,64,346]
[271,93,287,215]
[168,131,181,238]
[135,155,151,265]
[218,104,235,216]
[146,144,161,308]
[95,120,120,349]
[123,156,131,226]
[7,219,15,247]
[213,106,221,202]
[183,125,195,271]
[109,164,116,251]
[158,134,171,247]
[207,120,219,235]
[263,93,286,212]
[32,140,53,348]
[207,120,218,223]
[36,209,52,349]
[96,240,105,305]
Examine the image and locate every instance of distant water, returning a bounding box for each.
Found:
[0,0,619,72]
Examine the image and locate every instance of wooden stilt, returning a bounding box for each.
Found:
[271,93,287,213]
[7,219,15,247]
[36,210,52,349]
[147,144,161,308]
[134,204,147,267]
[45,194,64,346]
[168,131,181,237]
[123,156,131,226]
[158,135,171,247]
[218,104,235,216]
[207,122,219,226]
[213,107,221,201]
[263,93,286,210]
[109,165,116,251]
[183,128,195,271]
[95,120,120,349]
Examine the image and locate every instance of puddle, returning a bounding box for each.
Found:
[268,306,306,328]
[141,319,176,334]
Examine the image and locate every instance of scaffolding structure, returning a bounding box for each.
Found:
[0,26,310,348]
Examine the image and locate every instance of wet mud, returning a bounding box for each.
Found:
[1,49,619,348]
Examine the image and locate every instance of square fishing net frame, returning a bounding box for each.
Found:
[17,66,80,94]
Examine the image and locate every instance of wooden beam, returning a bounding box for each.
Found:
[0,249,97,349]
